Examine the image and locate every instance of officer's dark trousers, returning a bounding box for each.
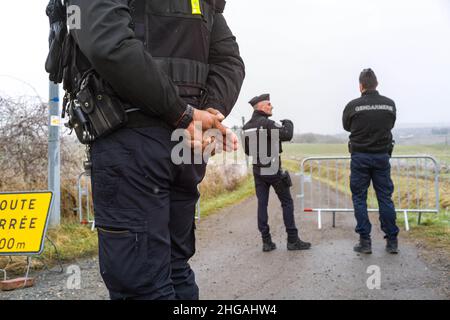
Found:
[350,152,400,240]
[91,127,206,300]
[253,168,298,241]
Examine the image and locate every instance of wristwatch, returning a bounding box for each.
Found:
[175,104,194,129]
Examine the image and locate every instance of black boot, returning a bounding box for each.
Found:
[386,238,399,254]
[354,237,372,254]
[262,235,276,252]
[287,237,311,251]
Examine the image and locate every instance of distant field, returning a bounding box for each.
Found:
[283,143,450,164]
[282,143,450,208]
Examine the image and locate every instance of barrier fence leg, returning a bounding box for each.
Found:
[196,199,201,222]
[332,211,336,228]
[318,210,322,230]
[0,269,6,281]
[418,212,422,225]
[404,210,410,232]
[23,257,32,289]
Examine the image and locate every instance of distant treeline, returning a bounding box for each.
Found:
[292,133,346,144]
[431,128,449,135]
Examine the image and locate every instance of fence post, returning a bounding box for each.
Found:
[48,82,61,227]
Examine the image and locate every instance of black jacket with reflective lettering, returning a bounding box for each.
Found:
[67,0,245,128]
[243,110,294,168]
[343,90,396,154]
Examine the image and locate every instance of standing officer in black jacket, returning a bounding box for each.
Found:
[67,0,245,300]
[243,94,311,252]
[343,69,399,255]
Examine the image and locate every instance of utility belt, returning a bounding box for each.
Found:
[253,158,287,177]
[254,168,293,192]
[64,69,205,144]
[348,141,395,156]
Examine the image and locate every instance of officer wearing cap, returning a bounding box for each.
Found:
[243,94,311,252]
[343,68,399,255]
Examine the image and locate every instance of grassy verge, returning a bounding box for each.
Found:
[401,211,450,255]
[200,175,255,218]
[0,220,99,275]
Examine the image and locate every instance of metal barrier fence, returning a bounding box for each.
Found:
[77,172,201,229]
[77,171,95,230]
[298,155,440,231]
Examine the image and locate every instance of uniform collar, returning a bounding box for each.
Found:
[253,110,270,118]
[361,89,379,96]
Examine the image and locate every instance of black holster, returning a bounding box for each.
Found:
[273,170,292,193]
[67,70,128,144]
[388,141,395,157]
[281,170,293,188]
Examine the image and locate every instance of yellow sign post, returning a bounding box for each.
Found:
[0,192,53,256]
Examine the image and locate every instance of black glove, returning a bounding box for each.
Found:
[45,0,68,84]
[280,119,293,125]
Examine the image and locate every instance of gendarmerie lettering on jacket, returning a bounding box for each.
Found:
[343,90,396,154]
[355,105,395,112]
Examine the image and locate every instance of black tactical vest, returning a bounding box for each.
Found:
[129,0,225,101]
[243,112,283,169]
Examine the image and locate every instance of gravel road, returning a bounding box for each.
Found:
[1,179,448,300]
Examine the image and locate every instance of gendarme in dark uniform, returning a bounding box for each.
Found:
[343,69,399,255]
[67,0,245,300]
[243,94,311,252]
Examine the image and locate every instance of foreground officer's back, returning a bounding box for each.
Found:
[66,0,245,300]
[243,94,311,252]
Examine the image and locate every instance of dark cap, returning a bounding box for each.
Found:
[249,94,270,107]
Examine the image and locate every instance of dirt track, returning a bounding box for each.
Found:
[1,179,449,300]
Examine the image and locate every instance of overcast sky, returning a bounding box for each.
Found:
[0,0,449,134]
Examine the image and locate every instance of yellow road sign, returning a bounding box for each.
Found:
[0,192,53,255]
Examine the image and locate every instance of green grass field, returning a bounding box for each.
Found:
[283,143,450,163]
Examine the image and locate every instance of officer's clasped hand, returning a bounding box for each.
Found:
[206,108,239,153]
[185,108,239,154]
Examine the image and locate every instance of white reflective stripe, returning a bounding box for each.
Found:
[243,128,258,134]
[126,108,141,113]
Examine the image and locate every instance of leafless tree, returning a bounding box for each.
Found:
[0,95,48,186]
[0,94,83,194]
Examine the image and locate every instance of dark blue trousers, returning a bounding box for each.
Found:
[253,168,298,241]
[350,152,399,240]
[91,127,206,300]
